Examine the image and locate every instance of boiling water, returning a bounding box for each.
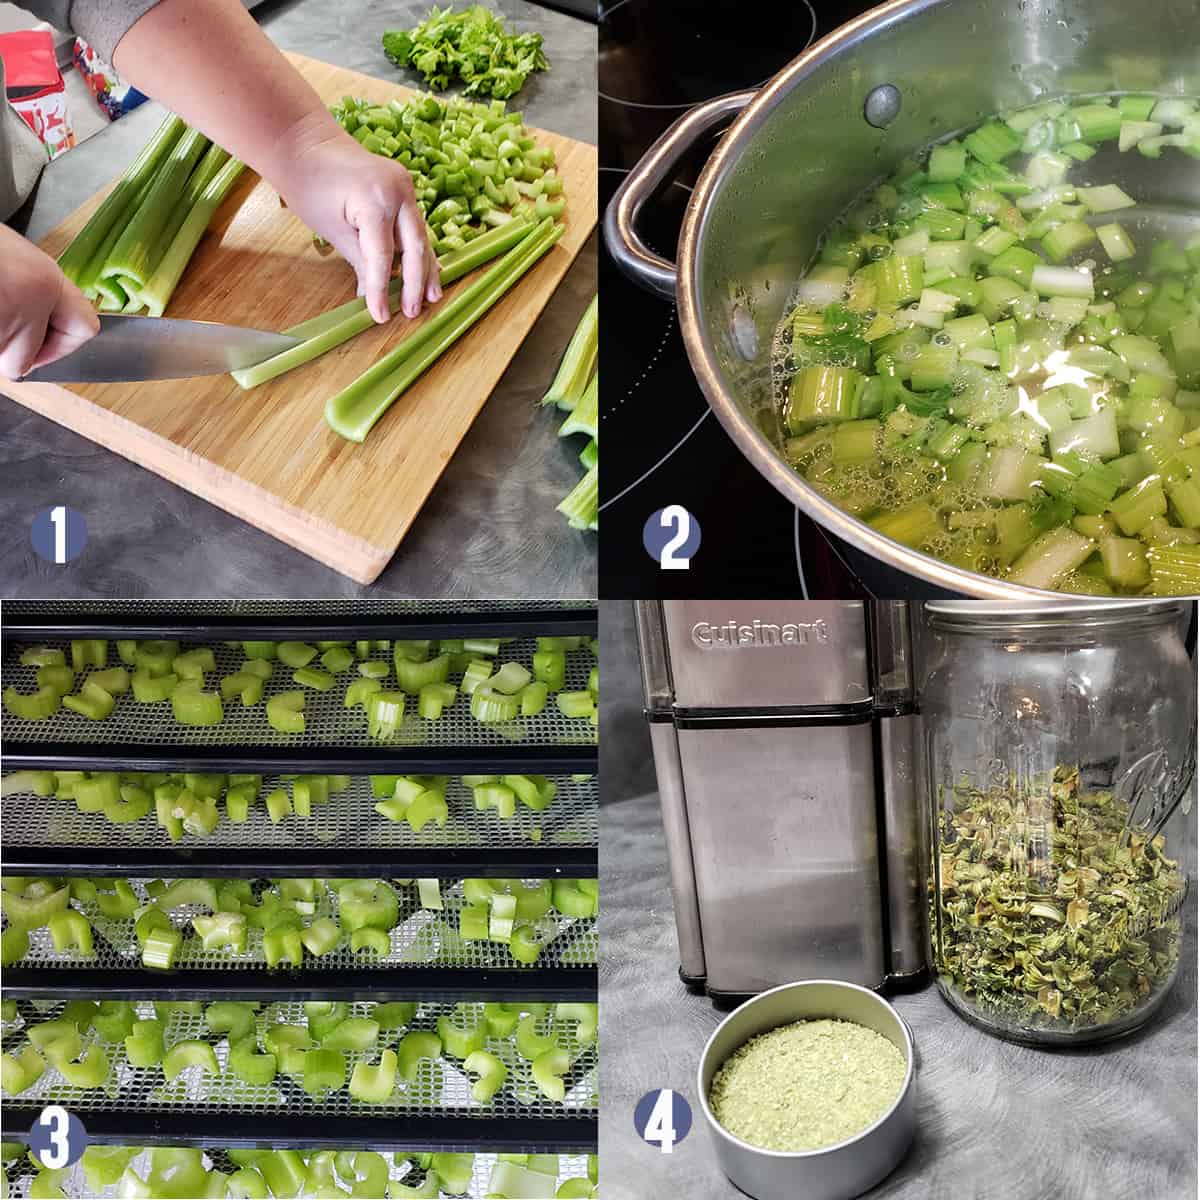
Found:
[771,99,1200,593]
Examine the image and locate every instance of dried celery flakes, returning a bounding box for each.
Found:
[708,1019,906,1151]
[933,764,1185,1034]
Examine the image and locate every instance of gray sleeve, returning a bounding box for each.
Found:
[17,1,166,64]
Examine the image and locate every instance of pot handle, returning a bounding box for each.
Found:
[603,89,756,301]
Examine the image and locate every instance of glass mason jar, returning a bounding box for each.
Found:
[922,601,1195,1046]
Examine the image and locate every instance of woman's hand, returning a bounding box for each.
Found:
[110,0,442,325]
[0,226,99,382]
[272,122,442,324]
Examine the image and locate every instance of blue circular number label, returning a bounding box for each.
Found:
[643,506,700,570]
[31,506,87,564]
[28,1106,88,1168]
[634,1088,692,1154]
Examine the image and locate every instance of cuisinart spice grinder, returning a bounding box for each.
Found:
[634,600,927,1002]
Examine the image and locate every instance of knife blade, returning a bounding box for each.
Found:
[23,316,304,383]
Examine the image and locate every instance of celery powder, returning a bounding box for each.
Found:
[708,1018,906,1151]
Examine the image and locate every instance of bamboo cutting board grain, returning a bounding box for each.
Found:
[1,54,598,584]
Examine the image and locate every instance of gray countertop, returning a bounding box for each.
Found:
[0,0,596,599]
[600,792,1199,1200]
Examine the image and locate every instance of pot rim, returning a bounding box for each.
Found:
[695,978,916,1161]
[675,0,1167,601]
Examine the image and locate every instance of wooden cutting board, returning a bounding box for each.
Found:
[1,54,597,584]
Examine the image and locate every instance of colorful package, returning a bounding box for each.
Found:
[74,38,147,121]
[0,29,75,160]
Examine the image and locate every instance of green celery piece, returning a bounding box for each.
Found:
[258,1150,307,1198]
[463,1050,507,1102]
[228,1037,277,1086]
[326,218,563,442]
[231,219,538,391]
[349,1049,398,1103]
[126,142,231,313]
[406,786,448,831]
[47,910,93,956]
[68,643,104,672]
[543,295,598,410]
[397,1031,443,1081]
[101,127,211,288]
[556,1002,598,1045]
[163,1039,220,1082]
[1,926,29,966]
[140,156,246,317]
[277,641,318,668]
[531,1047,570,1101]
[374,1001,418,1030]
[125,1019,166,1068]
[559,373,597,441]
[553,877,598,918]
[81,1146,139,1190]
[557,466,598,532]
[437,1009,486,1059]
[267,691,306,733]
[489,1161,557,1200]
[56,1044,109,1088]
[302,1047,346,1098]
[206,1001,258,1041]
[321,1017,380,1051]
[58,114,185,283]
[438,216,536,283]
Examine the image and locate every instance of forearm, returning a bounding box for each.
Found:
[111,0,341,195]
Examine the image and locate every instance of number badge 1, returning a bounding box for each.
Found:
[31,505,88,564]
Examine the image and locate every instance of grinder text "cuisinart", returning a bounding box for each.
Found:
[691,619,831,648]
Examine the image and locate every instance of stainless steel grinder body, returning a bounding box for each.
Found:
[635,600,927,1001]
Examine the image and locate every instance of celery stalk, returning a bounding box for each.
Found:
[231,219,540,390]
[58,114,186,284]
[326,217,563,442]
[139,157,246,318]
[559,373,597,441]
[101,128,212,288]
[556,465,598,531]
[543,295,599,410]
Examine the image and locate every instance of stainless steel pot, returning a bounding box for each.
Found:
[605,0,1200,598]
[696,979,917,1200]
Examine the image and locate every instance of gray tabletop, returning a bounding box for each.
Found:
[0,0,596,599]
[600,792,1199,1200]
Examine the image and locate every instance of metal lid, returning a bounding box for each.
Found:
[925,600,1185,617]
[925,599,1188,632]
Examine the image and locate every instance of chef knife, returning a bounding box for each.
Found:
[23,315,304,383]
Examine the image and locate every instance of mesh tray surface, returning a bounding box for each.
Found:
[2,638,597,749]
[3,1148,594,1199]
[1,774,598,853]
[2,999,598,1119]
[9,878,598,973]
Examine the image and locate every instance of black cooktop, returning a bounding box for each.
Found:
[598,0,879,599]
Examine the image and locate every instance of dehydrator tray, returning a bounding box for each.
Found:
[3,878,598,1002]
[0,600,596,641]
[1,1147,596,1199]
[2,637,598,763]
[1,773,599,876]
[1,1000,598,1151]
